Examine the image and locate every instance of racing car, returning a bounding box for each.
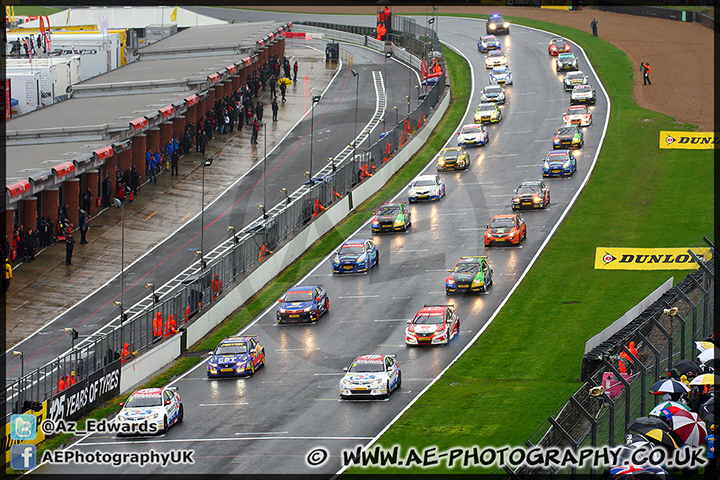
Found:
[556,53,578,72]
[563,71,588,91]
[277,285,329,324]
[457,123,489,147]
[552,125,584,149]
[478,35,501,53]
[115,387,183,435]
[408,174,446,202]
[437,146,470,171]
[489,66,513,85]
[486,14,510,35]
[206,335,265,377]
[474,102,502,124]
[371,202,412,233]
[484,213,526,247]
[570,84,596,105]
[331,238,379,273]
[512,180,550,210]
[405,305,460,345]
[340,354,401,399]
[485,49,508,69]
[445,256,493,295]
[480,84,506,104]
[563,105,593,127]
[542,150,577,177]
[548,37,571,56]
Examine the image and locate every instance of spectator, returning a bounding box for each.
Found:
[250,116,261,144]
[279,81,287,102]
[293,60,298,82]
[4,258,12,293]
[591,18,598,37]
[271,98,279,122]
[79,210,90,244]
[256,101,264,122]
[640,62,651,85]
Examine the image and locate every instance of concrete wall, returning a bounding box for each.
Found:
[120,89,450,394]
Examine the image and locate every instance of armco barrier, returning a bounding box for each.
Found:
[122,88,451,391]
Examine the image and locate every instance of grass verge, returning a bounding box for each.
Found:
[345,16,713,475]
[8,45,470,476]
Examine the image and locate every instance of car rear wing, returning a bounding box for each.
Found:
[423,304,455,308]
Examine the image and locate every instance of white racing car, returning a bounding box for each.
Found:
[115,387,183,435]
[457,123,489,147]
[339,354,401,399]
[408,174,446,202]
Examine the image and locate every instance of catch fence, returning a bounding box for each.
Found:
[5,17,447,418]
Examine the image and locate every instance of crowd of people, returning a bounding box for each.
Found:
[4,54,300,279]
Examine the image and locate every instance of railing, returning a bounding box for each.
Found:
[5,16,447,417]
[508,236,715,478]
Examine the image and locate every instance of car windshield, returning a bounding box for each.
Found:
[485,86,502,94]
[478,104,496,113]
[378,206,400,216]
[284,290,313,302]
[488,50,503,57]
[483,36,494,42]
[493,67,508,74]
[558,127,576,136]
[567,107,586,115]
[413,179,436,187]
[574,86,591,93]
[348,362,384,373]
[518,185,540,195]
[559,54,574,60]
[454,262,479,273]
[554,40,568,46]
[462,125,484,133]
[441,150,459,160]
[548,153,569,161]
[340,244,365,255]
[412,313,444,325]
[125,394,162,408]
[490,217,515,228]
[567,73,584,79]
[215,343,248,355]
[490,16,505,23]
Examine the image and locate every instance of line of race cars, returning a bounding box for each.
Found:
[114,23,602,426]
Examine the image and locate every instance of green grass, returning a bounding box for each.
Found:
[6,6,62,17]
[346,17,713,475]
[6,46,469,475]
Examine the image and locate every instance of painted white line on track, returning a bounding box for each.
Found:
[373,319,406,322]
[234,431,288,435]
[198,403,249,407]
[337,295,379,299]
[391,249,428,253]
[493,153,519,157]
[516,164,542,168]
[435,212,467,216]
[314,372,345,376]
[276,348,320,352]
[503,130,533,134]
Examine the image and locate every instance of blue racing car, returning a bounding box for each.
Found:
[207,335,265,378]
[542,150,577,177]
[331,239,379,273]
[478,35,501,53]
[277,285,329,324]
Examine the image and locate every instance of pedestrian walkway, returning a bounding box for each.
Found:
[5,46,333,349]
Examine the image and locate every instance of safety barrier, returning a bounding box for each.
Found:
[4,16,449,416]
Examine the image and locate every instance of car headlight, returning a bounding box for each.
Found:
[278,308,286,314]
[149,413,159,420]
[503,22,509,28]
[438,159,445,166]
[563,160,571,168]
[409,188,416,196]
[489,24,496,29]
[371,219,379,226]
[118,415,126,422]
[553,138,560,144]
[332,254,340,265]
[357,253,367,264]
[472,278,484,287]
[446,277,456,285]
[303,307,312,313]
[208,361,218,367]
[236,360,247,366]
[512,197,520,204]
[543,161,550,169]
[533,196,541,203]
[370,379,382,386]
[342,379,352,386]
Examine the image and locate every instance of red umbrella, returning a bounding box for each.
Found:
[668,409,707,446]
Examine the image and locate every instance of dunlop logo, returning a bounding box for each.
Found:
[659,131,718,149]
[594,248,712,270]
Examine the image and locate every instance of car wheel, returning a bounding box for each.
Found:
[397,372,402,389]
[250,359,255,375]
[522,230,526,241]
[260,351,265,367]
[325,298,330,313]
[385,381,391,398]
[161,416,168,434]
[445,289,451,296]
[178,405,184,423]
[375,252,380,266]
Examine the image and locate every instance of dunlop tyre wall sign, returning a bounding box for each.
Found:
[660,131,719,149]
[595,247,713,270]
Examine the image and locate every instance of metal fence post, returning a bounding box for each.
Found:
[648,316,673,369]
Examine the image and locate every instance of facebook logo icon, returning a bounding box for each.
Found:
[10,414,37,440]
[10,444,37,470]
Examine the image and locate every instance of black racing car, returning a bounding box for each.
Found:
[486,14,509,35]
[512,180,550,210]
[556,53,578,72]
[371,202,412,233]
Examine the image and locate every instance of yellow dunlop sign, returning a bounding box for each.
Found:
[595,248,713,270]
[660,131,719,149]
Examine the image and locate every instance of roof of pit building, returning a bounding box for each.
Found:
[5,19,292,205]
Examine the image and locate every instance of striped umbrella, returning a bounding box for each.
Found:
[643,428,679,449]
[649,378,689,395]
[610,464,670,480]
[648,401,690,418]
[689,373,720,386]
[696,349,717,365]
[668,409,707,446]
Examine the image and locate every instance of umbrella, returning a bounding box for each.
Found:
[648,401,690,418]
[700,397,714,424]
[669,359,702,378]
[610,464,670,480]
[695,340,715,352]
[689,373,720,385]
[697,348,717,364]
[278,77,293,86]
[649,378,689,395]
[628,416,671,434]
[668,409,707,446]
[643,428,679,449]
[617,439,653,463]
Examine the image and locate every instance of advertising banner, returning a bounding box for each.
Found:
[595,247,713,270]
[47,359,121,424]
[660,131,718,149]
[2,401,47,465]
